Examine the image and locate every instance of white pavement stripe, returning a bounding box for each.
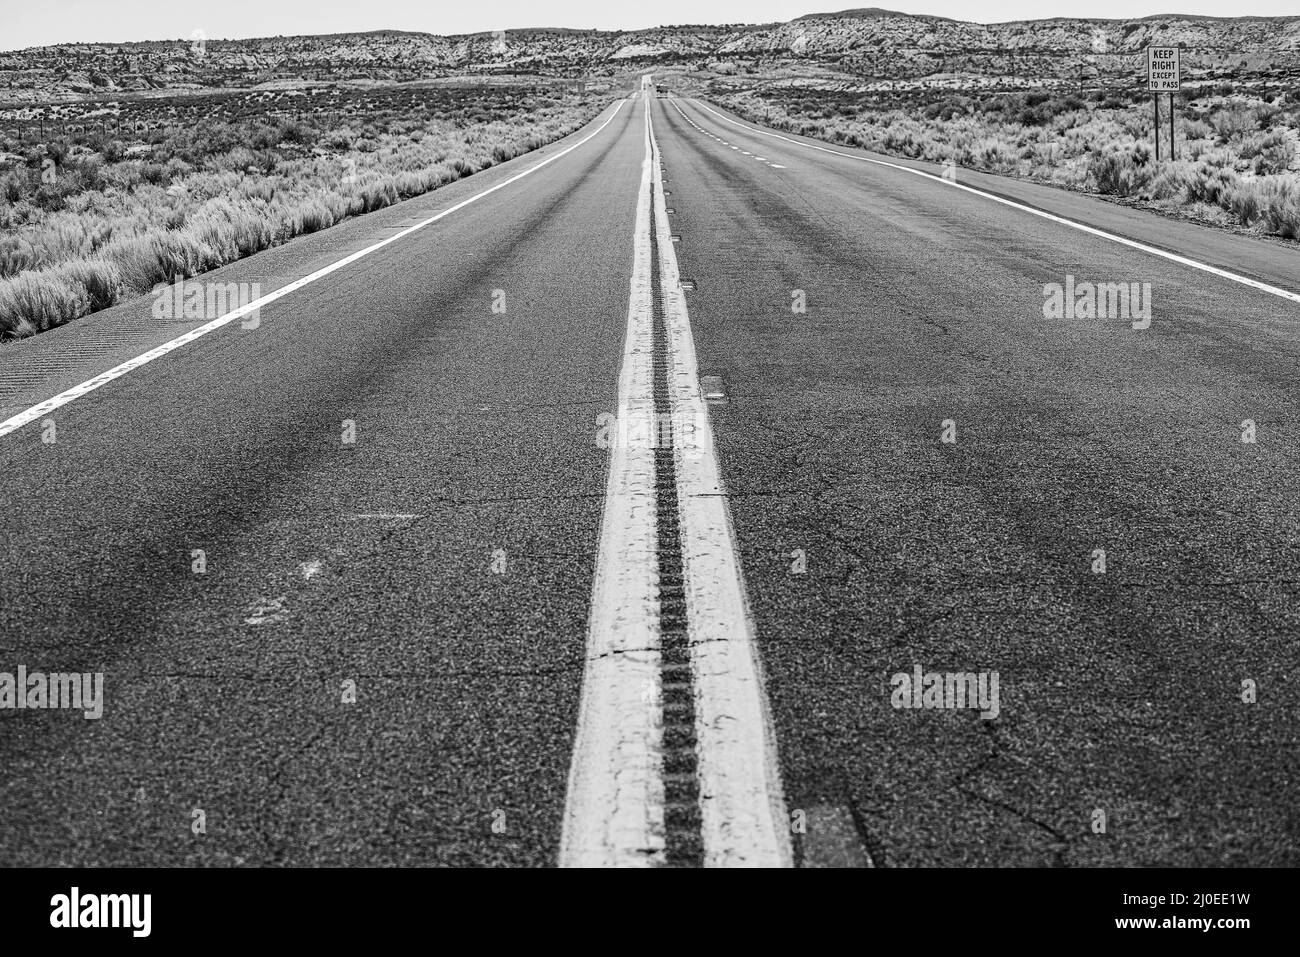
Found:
[647,101,794,868]
[669,101,788,173]
[559,95,664,868]
[0,101,630,441]
[689,99,1300,307]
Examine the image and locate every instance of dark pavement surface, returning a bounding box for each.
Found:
[1,90,1296,866]
[0,100,641,866]
[660,96,1299,866]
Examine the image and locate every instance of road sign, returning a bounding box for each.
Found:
[1147,47,1180,92]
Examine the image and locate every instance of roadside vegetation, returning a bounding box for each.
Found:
[0,84,603,339]
[713,83,1300,242]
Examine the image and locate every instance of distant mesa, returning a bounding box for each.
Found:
[1,9,1297,104]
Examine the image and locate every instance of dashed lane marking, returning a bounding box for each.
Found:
[687,99,1300,306]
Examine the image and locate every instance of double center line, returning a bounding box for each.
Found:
[0,80,788,867]
[559,90,792,868]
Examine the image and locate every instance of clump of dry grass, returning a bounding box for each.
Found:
[1260,177,1300,238]
[0,263,97,336]
[1086,150,1152,197]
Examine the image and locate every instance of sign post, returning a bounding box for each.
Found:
[1152,93,1160,162]
[1147,46,1181,161]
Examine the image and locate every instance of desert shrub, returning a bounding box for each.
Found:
[1241,131,1296,175]
[1027,141,1061,168]
[139,162,168,185]
[163,157,191,184]
[975,138,1016,170]
[323,128,355,150]
[210,146,257,172]
[172,121,245,161]
[57,258,121,311]
[1087,151,1151,196]
[1186,163,1238,204]
[105,233,193,295]
[1016,104,1051,127]
[71,156,107,193]
[1144,162,1194,200]
[295,199,334,234]
[880,124,924,157]
[32,184,66,212]
[358,180,398,212]
[240,178,276,203]
[1,170,23,204]
[0,268,88,336]
[161,206,187,230]
[1261,178,1300,238]
[0,234,40,277]
[1252,103,1280,130]
[275,118,315,146]
[1226,179,1266,225]
[100,159,143,191]
[248,123,281,150]
[184,200,269,263]
[1211,107,1256,142]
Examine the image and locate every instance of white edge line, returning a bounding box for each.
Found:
[559,95,663,868]
[0,100,630,441]
[648,98,794,868]
[687,99,1300,307]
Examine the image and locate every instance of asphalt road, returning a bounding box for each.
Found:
[1,91,1296,866]
[661,96,1300,867]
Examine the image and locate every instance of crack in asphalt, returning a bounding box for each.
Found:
[951,722,1072,866]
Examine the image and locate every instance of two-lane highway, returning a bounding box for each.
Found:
[0,85,1296,867]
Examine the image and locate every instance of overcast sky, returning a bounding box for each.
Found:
[2,1,1296,52]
